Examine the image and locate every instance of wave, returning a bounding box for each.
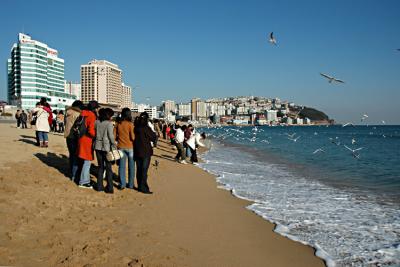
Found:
[198,141,400,267]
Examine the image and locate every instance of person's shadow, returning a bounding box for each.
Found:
[20,135,36,139]
[34,152,70,178]
[18,138,38,146]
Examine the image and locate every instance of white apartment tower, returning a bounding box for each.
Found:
[7,33,75,110]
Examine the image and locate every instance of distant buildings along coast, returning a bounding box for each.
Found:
[160,96,332,126]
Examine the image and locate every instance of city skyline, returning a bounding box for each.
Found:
[1,0,400,124]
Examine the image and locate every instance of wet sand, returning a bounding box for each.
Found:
[0,123,324,267]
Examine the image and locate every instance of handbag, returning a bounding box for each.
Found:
[30,115,37,125]
[106,147,124,162]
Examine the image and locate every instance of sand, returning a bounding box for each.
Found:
[0,123,325,267]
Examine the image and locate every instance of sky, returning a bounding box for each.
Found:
[0,0,399,124]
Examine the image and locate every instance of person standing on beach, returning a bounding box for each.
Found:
[15,110,21,128]
[20,110,28,129]
[114,107,135,190]
[174,125,187,164]
[184,124,193,159]
[77,100,100,189]
[64,100,84,182]
[186,132,206,163]
[57,110,65,133]
[32,102,51,147]
[94,108,116,193]
[134,112,157,194]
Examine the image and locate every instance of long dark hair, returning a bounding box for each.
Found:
[134,112,149,127]
[98,108,114,122]
[120,107,132,122]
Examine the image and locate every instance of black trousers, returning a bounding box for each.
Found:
[21,121,27,129]
[95,150,114,193]
[189,147,198,163]
[136,156,151,193]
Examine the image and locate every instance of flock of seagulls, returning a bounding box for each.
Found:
[204,124,388,160]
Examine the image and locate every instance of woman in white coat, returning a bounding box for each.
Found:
[186,131,206,163]
[32,102,51,147]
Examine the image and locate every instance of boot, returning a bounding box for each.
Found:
[44,141,49,148]
[40,141,44,147]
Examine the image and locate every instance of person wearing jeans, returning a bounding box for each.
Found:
[32,102,51,148]
[37,131,49,144]
[119,149,135,189]
[114,107,135,190]
[80,160,92,186]
[64,100,84,181]
[77,101,99,188]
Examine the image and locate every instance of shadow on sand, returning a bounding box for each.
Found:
[18,138,38,146]
[35,152,70,178]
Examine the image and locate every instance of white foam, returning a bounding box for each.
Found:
[199,141,400,267]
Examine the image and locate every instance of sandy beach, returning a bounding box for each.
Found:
[0,123,324,267]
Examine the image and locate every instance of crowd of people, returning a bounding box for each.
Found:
[22,97,206,195]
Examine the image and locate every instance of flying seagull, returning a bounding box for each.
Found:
[269,32,277,45]
[313,148,325,154]
[361,114,368,122]
[342,122,354,127]
[320,73,345,84]
[344,145,363,156]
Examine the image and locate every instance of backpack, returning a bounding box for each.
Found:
[71,115,87,139]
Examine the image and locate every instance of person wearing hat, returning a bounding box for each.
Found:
[77,100,100,188]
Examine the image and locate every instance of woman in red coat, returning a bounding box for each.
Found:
[77,101,100,188]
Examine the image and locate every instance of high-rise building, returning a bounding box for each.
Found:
[80,60,122,106]
[64,81,81,100]
[191,98,200,120]
[196,101,207,120]
[132,104,157,119]
[7,33,75,110]
[121,83,133,108]
[177,103,191,117]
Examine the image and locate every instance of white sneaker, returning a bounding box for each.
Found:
[180,160,188,164]
[79,183,93,189]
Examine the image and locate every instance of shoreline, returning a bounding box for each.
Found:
[0,123,324,267]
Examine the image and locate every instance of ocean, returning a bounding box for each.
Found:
[198,125,400,267]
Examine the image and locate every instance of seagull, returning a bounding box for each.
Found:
[382,120,386,124]
[286,133,296,138]
[329,137,341,146]
[289,136,301,142]
[351,138,356,145]
[361,114,369,122]
[313,148,325,154]
[269,32,277,45]
[342,122,354,127]
[320,73,345,84]
[344,145,363,158]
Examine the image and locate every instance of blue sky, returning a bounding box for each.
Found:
[1,0,399,124]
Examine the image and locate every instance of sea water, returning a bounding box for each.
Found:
[198,125,400,266]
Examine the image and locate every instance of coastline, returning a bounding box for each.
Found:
[0,123,324,267]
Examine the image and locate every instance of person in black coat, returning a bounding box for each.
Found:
[134,112,157,194]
